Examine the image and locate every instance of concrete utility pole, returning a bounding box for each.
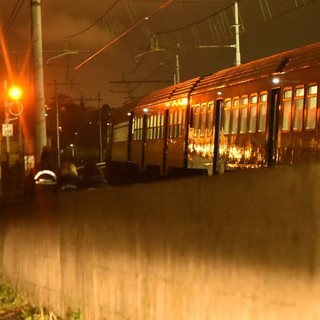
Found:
[31,0,47,161]
[234,1,241,66]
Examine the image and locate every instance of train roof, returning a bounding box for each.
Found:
[133,41,320,107]
[193,41,320,94]
[136,76,201,108]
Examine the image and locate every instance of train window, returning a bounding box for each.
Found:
[258,92,267,132]
[200,103,207,136]
[133,116,143,140]
[168,111,173,138]
[177,109,183,137]
[160,113,164,139]
[305,84,318,130]
[282,88,292,132]
[207,102,214,134]
[147,116,152,139]
[223,99,231,134]
[231,98,239,134]
[249,94,258,133]
[240,96,248,133]
[293,86,305,131]
[154,114,159,139]
[193,105,200,136]
[113,121,129,142]
[168,110,181,139]
[171,110,178,138]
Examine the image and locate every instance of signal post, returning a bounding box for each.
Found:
[1,82,24,194]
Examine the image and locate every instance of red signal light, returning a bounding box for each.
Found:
[8,85,23,101]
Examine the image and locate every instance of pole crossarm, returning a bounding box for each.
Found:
[46,50,79,64]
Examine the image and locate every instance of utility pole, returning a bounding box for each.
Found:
[31,0,47,161]
[55,79,61,167]
[98,91,103,163]
[174,54,180,84]
[234,1,241,66]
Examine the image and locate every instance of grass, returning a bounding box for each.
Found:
[0,282,82,319]
[0,282,60,319]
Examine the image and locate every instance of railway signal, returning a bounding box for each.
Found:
[7,85,24,116]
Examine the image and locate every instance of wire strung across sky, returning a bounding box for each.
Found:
[74,0,174,70]
[1,0,25,33]
[69,0,316,72]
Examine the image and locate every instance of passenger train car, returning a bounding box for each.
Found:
[107,42,320,177]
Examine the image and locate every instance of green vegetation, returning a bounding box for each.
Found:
[0,282,82,319]
[0,282,25,316]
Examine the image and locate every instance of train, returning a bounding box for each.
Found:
[105,41,320,181]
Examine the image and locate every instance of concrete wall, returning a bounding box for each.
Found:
[1,164,320,319]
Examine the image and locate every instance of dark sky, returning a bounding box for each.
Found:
[1,0,320,108]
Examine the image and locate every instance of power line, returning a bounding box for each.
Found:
[66,0,121,38]
[1,0,25,33]
[74,0,174,70]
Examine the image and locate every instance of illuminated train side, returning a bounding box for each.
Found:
[108,42,320,177]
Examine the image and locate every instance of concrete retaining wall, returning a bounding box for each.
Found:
[1,164,320,319]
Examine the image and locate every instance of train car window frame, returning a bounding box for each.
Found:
[193,104,201,137]
[133,116,143,141]
[282,87,293,132]
[168,110,174,139]
[258,92,267,132]
[240,95,249,134]
[172,110,177,138]
[159,112,164,139]
[200,102,207,137]
[292,85,305,132]
[305,83,318,130]
[231,97,239,134]
[146,115,152,140]
[249,94,258,133]
[113,121,129,142]
[207,101,214,135]
[223,99,231,135]
[177,109,183,138]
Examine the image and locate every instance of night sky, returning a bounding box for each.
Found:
[1,0,320,108]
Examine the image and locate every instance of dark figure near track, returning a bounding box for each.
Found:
[79,162,107,189]
[24,146,59,196]
[57,162,80,192]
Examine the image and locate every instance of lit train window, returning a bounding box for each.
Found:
[240,96,248,134]
[223,99,231,134]
[177,109,183,137]
[113,121,129,142]
[258,92,267,132]
[293,86,305,131]
[207,102,214,134]
[282,88,292,132]
[147,116,152,139]
[305,84,318,130]
[231,98,239,134]
[193,105,200,136]
[169,111,173,138]
[249,94,258,133]
[155,114,161,139]
[160,113,164,138]
[169,110,181,139]
[174,110,179,138]
[134,117,143,140]
[200,103,207,136]
[170,110,177,138]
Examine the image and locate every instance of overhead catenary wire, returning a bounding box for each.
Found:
[1,0,25,33]
[74,0,174,70]
[66,0,121,38]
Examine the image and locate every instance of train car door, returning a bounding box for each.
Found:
[140,113,147,170]
[267,88,281,166]
[162,109,169,174]
[213,99,223,174]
